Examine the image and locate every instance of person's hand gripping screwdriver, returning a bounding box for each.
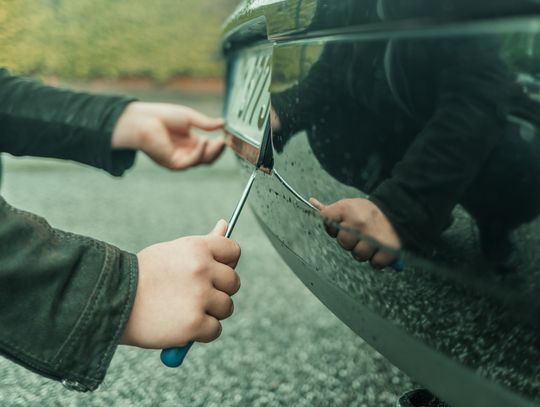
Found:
[120,220,241,366]
[160,169,257,367]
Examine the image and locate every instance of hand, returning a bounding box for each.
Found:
[270,106,281,131]
[309,198,401,270]
[112,102,225,170]
[120,220,241,349]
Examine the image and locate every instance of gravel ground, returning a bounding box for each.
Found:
[0,87,417,406]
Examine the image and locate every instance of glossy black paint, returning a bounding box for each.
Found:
[223,1,540,406]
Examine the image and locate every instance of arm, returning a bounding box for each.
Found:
[0,198,240,391]
[0,69,225,174]
[0,73,234,390]
[370,37,510,251]
[0,69,137,176]
[0,196,137,391]
[310,37,510,266]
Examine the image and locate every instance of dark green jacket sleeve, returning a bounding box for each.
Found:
[0,70,139,391]
[0,197,138,391]
[0,68,137,176]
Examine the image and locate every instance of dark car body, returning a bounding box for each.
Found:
[221,1,540,406]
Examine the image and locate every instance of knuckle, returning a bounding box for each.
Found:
[187,313,206,332]
[203,321,222,343]
[226,299,235,318]
[190,262,208,278]
[352,251,367,262]
[232,241,242,259]
[214,323,223,340]
[235,273,241,292]
[370,259,385,270]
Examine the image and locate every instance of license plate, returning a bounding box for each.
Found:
[225,45,273,147]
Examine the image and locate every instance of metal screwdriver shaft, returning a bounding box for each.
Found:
[160,168,258,368]
[225,168,258,238]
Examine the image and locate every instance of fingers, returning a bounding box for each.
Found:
[209,219,228,237]
[313,197,400,270]
[188,109,225,132]
[370,248,397,270]
[206,290,235,320]
[309,197,326,211]
[211,263,241,296]
[192,315,223,343]
[341,232,396,269]
[207,236,242,268]
[170,135,208,169]
[159,104,224,133]
[336,230,359,251]
[351,240,376,262]
[202,136,226,164]
[310,198,339,237]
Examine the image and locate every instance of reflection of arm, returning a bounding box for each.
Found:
[0,197,137,391]
[0,69,136,176]
[369,38,509,251]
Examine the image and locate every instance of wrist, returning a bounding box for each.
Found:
[111,102,146,150]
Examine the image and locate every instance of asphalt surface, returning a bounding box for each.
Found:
[0,87,417,407]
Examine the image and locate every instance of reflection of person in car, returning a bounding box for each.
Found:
[272,0,540,272]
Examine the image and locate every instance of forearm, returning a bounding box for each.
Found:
[0,196,138,391]
[0,69,137,176]
[370,95,506,251]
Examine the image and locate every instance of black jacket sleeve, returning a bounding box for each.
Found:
[0,197,138,391]
[369,38,510,251]
[0,70,140,391]
[0,68,137,176]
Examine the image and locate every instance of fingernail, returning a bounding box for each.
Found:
[214,219,226,230]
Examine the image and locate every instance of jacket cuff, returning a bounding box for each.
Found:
[94,99,138,177]
[55,248,138,391]
[369,179,441,253]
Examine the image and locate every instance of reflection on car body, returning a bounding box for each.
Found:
[222,1,540,406]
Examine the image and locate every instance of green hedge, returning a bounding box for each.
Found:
[0,0,239,80]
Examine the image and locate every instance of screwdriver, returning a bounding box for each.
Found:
[160,168,258,368]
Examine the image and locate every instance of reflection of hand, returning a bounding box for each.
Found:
[112,102,225,170]
[271,106,281,131]
[120,220,241,349]
[309,198,401,270]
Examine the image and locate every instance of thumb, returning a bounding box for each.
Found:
[208,219,228,236]
[309,198,327,211]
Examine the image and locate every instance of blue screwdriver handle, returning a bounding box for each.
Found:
[391,259,404,272]
[160,341,194,368]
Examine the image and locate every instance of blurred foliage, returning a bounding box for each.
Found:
[0,0,240,79]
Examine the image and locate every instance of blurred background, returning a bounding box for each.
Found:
[0,0,239,84]
[0,1,418,406]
